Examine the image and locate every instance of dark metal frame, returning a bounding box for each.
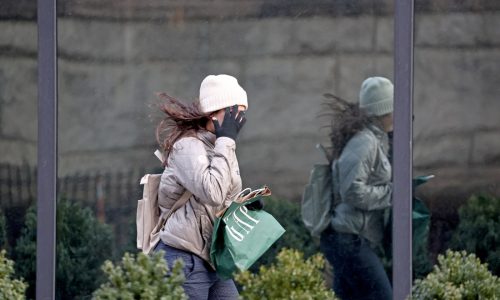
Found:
[36,0,57,299]
[35,1,414,299]
[393,0,415,299]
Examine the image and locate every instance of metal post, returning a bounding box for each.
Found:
[393,0,414,299]
[37,0,58,298]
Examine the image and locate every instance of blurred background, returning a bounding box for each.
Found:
[1,0,499,298]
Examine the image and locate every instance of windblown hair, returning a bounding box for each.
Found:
[323,94,376,160]
[156,93,209,166]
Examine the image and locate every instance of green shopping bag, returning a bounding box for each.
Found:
[383,175,433,277]
[210,186,286,279]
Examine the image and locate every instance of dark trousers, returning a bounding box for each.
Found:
[155,241,239,300]
[320,229,392,300]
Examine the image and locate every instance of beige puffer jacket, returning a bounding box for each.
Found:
[158,130,242,267]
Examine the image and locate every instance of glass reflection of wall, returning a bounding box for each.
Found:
[0,1,38,299]
[413,0,500,282]
[51,0,397,298]
[0,0,38,263]
[55,0,394,249]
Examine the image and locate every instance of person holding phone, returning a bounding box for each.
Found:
[154,74,247,299]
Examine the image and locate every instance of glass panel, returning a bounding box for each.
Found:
[413,0,500,291]
[0,0,38,298]
[56,1,394,299]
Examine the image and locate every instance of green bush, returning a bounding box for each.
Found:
[121,217,139,259]
[449,194,500,275]
[235,248,337,300]
[251,197,319,270]
[14,199,114,299]
[0,210,7,250]
[0,249,27,300]
[93,251,186,300]
[412,250,500,300]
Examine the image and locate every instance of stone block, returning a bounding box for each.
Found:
[58,61,152,152]
[413,134,471,168]
[293,16,375,54]
[425,0,500,13]
[374,55,393,76]
[59,19,129,61]
[483,13,500,45]
[128,21,202,61]
[0,140,37,166]
[0,58,37,141]
[336,54,393,102]
[206,18,294,58]
[0,21,37,53]
[415,13,486,47]
[237,135,328,200]
[58,147,156,176]
[471,131,500,164]
[59,19,204,62]
[375,17,393,53]
[242,56,335,141]
[205,20,255,58]
[414,49,500,136]
[240,18,295,57]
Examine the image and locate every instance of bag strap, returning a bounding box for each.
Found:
[154,149,165,164]
[156,189,192,233]
[153,149,192,229]
[164,190,192,221]
[316,144,332,162]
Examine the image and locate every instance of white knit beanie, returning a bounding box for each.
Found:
[359,76,394,116]
[199,74,248,114]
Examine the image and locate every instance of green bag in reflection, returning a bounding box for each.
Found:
[411,175,433,277]
[210,186,286,279]
[383,175,433,277]
[411,175,433,254]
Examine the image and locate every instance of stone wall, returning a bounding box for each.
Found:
[1,7,499,202]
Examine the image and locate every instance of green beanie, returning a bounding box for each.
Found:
[359,76,394,116]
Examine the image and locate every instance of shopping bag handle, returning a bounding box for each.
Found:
[236,186,271,203]
[215,186,272,218]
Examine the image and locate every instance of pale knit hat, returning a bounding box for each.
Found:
[359,76,394,116]
[199,74,248,113]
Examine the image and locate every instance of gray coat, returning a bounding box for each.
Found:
[331,124,392,245]
[158,130,242,266]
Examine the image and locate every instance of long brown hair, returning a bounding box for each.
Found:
[155,93,209,165]
[323,94,376,160]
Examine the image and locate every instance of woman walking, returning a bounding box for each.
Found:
[154,74,247,299]
[321,77,394,300]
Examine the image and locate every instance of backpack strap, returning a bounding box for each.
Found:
[153,149,192,231]
[154,149,165,164]
[316,144,332,162]
[158,189,192,231]
[166,190,192,220]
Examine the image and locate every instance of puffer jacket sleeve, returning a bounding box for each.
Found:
[169,136,237,207]
[337,133,392,211]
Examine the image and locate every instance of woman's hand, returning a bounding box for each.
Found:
[213,105,246,141]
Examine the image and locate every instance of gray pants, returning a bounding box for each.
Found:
[155,241,239,300]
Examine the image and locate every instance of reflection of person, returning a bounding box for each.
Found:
[321,77,394,300]
[154,74,247,299]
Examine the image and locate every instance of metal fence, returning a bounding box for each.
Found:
[0,163,145,251]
